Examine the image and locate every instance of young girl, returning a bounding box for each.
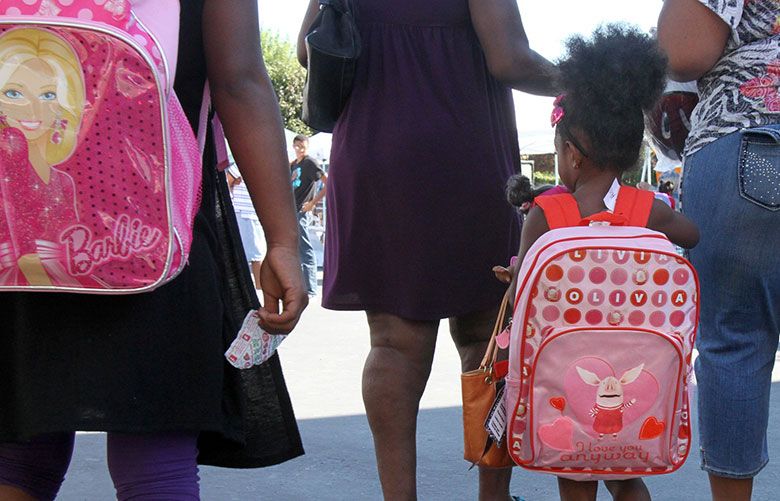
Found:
[503,25,699,501]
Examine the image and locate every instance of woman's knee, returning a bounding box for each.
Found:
[366,312,438,362]
[0,432,74,501]
[107,432,200,500]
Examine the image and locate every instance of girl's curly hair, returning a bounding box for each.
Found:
[557,24,667,171]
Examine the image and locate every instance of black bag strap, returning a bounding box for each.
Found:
[319,0,350,14]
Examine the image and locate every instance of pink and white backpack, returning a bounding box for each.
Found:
[0,0,203,293]
[505,187,699,480]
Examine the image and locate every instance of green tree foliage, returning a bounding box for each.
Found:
[261,31,312,135]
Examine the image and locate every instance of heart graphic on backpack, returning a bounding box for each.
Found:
[563,357,659,438]
[538,416,575,451]
[639,417,665,440]
[549,396,566,412]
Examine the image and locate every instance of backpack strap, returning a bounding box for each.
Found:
[613,186,655,228]
[535,194,582,230]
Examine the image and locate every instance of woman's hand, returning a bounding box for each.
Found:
[258,245,308,334]
[301,200,315,213]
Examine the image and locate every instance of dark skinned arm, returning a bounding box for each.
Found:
[298,0,558,95]
[203,0,307,334]
[297,0,321,67]
[647,199,700,249]
[505,206,551,297]
[302,173,327,213]
[469,0,559,95]
[657,0,731,81]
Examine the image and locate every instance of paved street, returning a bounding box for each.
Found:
[59,287,780,500]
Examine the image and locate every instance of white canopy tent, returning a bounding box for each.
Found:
[306,133,333,164]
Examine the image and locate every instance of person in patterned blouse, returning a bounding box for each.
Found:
[658,1,780,500]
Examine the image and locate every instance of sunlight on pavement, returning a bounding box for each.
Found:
[279,297,467,420]
[281,296,780,420]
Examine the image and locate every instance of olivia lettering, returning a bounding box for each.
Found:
[60,214,164,276]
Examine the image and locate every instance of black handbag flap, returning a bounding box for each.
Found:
[306,0,361,59]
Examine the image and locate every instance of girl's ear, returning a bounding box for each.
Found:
[564,139,585,169]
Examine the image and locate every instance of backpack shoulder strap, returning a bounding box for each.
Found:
[613,186,655,227]
[535,194,582,230]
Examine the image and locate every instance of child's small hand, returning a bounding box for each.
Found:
[492,256,519,284]
[492,265,513,283]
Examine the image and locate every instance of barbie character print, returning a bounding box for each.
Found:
[0,28,85,286]
[0,11,193,292]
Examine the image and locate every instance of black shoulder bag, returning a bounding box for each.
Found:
[301,0,361,133]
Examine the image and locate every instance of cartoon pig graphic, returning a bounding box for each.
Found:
[576,364,644,438]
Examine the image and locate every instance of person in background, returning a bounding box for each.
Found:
[505,174,556,216]
[637,181,675,208]
[299,0,558,499]
[290,134,327,297]
[227,152,267,290]
[658,180,676,210]
[659,1,780,500]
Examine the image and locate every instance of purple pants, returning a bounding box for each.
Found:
[0,432,199,500]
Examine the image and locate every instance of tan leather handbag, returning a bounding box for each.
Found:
[461,290,514,468]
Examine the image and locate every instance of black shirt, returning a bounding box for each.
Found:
[291,155,324,211]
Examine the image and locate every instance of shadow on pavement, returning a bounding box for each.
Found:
[59,385,779,500]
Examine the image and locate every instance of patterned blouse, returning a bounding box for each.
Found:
[686,0,780,156]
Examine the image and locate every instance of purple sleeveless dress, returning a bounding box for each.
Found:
[322,0,522,321]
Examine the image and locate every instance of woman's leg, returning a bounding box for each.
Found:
[0,432,75,501]
[557,478,597,501]
[683,127,780,501]
[363,311,439,501]
[708,475,753,501]
[450,306,512,501]
[604,479,650,501]
[107,432,200,500]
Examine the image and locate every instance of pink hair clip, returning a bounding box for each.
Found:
[550,93,566,127]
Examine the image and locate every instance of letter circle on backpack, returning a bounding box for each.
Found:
[0,0,202,293]
[504,187,700,480]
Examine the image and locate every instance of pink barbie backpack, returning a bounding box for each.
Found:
[505,186,699,480]
[0,0,203,293]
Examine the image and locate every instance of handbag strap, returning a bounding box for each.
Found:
[478,288,512,372]
[319,0,352,14]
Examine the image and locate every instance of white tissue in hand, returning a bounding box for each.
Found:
[225,310,287,369]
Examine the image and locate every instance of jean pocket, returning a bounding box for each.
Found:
[739,127,780,211]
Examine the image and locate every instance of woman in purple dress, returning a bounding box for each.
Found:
[300,1,557,498]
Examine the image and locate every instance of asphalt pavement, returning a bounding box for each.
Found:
[58,285,780,500]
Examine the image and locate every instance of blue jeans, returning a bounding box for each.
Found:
[298,211,318,296]
[683,125,780,479]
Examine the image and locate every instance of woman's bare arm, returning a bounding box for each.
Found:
[647,199,700,249]
[297,0,321,67]
[469,0,559,95]
[203,0,307,333]
[657,0,731,81]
